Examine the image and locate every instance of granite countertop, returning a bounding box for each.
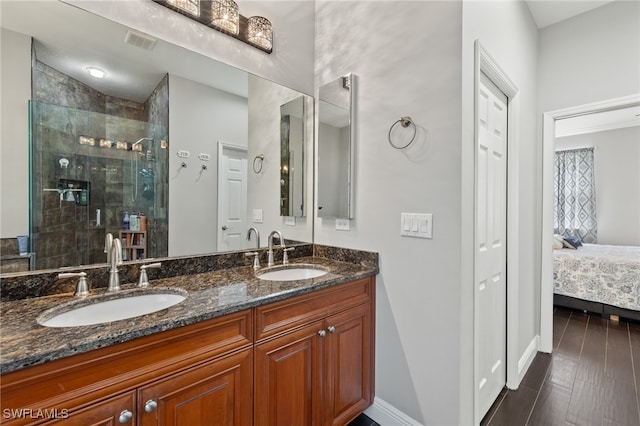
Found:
[0,256,377,374]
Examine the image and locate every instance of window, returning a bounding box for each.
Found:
[554,148,597,243]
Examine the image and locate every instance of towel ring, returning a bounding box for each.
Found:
[388,116,416,149]
[253,154,264,173]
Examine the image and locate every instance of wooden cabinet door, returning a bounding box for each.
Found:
[324,303,373,426]
[47,391,136,426]
[138,348,252,426]
[254,320,325,426]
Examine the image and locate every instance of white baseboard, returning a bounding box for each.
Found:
[364,397,423,426]
[516,335,540,386]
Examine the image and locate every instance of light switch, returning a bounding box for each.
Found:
[252,209,263,223]
[400,213,433,239]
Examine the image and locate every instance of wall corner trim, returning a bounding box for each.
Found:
[365,397,424,426]
[511,335,540,389]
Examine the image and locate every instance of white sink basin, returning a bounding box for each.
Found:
[256,265,329,281]
[38,290,186,328]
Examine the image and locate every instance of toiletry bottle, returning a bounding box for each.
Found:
[130,213,138,231]
[123,211,130,230]
[139,213,147,231]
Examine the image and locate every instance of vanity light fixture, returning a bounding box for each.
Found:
[211,0,239,34]
[154,0,273,53]
[166,0,200,16]
[247,16,272,51]
[85,67,107,79]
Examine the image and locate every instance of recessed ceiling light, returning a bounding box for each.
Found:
[85,67,107,79]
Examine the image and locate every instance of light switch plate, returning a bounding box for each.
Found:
[252,209,263,223]
[284,216,296,226]
[336,219,350,231]
[401,213,432,239]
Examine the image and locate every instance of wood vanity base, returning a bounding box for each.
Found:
[0,277,375,426]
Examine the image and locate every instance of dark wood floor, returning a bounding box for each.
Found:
[347,413,380,426]
[482,306,640,426]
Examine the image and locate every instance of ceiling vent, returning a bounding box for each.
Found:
[124,30,158,51]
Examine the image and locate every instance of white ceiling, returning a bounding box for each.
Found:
[0,0,249,102]
[525,0,616,29]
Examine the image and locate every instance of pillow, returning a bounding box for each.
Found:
[562,236,583,249]
[552,239,564,250]
[553,234,565,244]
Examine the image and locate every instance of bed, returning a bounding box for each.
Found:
[553,243,640,320]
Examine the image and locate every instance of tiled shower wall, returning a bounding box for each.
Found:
[31,61,169,270]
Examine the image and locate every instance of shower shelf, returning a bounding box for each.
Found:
[119,231,146,261]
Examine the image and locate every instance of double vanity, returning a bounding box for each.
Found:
[1,3,369,424]
[0,245,377,426]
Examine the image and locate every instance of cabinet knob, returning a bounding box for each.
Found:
[221,226,229,231]
[118,410,133,423]
[318,329,326,337]
[327,326,336,333]
[145,399,158,413]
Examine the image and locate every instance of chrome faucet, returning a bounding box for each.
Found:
[104,233,113,264]
[58,271,90,297]
[267,230,284,267]
[108,238,123,292]
[138,262,162,287]
[247,227,260,249]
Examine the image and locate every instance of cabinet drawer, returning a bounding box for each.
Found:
[255,277,373,342]
[0,310,252,423]
[48,391,136,426]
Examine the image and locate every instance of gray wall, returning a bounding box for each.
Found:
[314,1,464,424]
[555,126,640,246]
[538,0,640,114]
[247,75,313,244]
[168,74,248,257]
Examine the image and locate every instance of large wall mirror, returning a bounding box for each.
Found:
[0,1,313,272]
[317,73,356,219]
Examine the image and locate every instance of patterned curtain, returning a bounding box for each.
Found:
[554,148,597,243]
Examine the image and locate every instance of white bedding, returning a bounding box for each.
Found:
[554,243,640,311]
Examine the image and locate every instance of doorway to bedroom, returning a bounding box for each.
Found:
[540,95,640,352]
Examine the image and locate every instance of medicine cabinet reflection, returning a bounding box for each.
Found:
[317,73,356,219]
[280,96,305,217]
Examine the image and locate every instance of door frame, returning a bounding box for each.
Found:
[539,93,640,352]
[472,40,521,424]
[216,141,248,252]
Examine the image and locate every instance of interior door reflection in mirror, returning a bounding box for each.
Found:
[0,0,313,272]
[280,96,305,218]
[317,74,356,219]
